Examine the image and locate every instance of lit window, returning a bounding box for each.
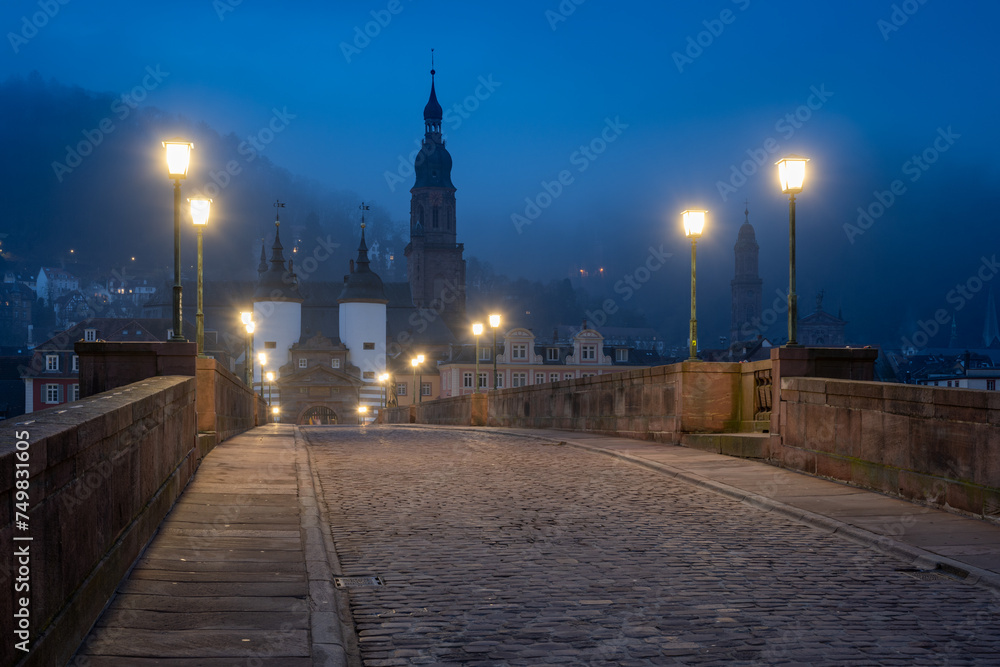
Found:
[463,373,473,388]
[332,358,341,369]
[512,372,527,387]
[615,348,628,362]
[582,345,596,361]
[363,342,375,350]
[547,348,559,361]
[421,382,432,396]
[72,355,79,372]
[46,355,59,371]
[512,343,527,360]
[396,383,407,396]
[298,358,307,369]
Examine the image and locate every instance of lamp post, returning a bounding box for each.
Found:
[258,352,267,399]
[489,314,501,390]
[240,311,253,385]
[411,354,425,404]
[472,322,483,393]
[246,320,255,387]
[776,155,809,347]
[378,373,389,408]
[163,140,192,342]
[265,371,274,407]
[189,198,211,355]
[272,405,279,423]
[358,405,368,425]
[681,210,706,361]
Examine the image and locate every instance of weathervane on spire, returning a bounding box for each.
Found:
[273,199,285,227]
[744,199,750,222]
[359,201,370,229]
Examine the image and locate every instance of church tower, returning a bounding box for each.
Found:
[731,205,763,343]
[253,207,302,388]
[404,59,467,329]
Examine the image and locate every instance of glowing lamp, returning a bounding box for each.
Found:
[776,155,809,194]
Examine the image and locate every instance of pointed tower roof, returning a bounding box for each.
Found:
[736,203,758,245]
[424,73,443,121]
[338,204,388,304]
[253,202,302,302]
[257,242,268,274]
[413,57,454,190]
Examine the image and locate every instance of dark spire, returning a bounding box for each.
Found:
[253,200,301,302]
[257,241,267,274]
[337,202,387,304]
[423,49,443,136]
[356,202,372,272]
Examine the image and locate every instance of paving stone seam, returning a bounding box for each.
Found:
[386,424,1000,594]
[296,426,363,667]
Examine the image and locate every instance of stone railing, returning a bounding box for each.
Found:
[1,377,198,667]
[196,357,268,443]
[776,376,1000,520]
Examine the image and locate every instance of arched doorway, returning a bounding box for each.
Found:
[300,406,338,425]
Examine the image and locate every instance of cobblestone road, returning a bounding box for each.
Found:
[304,426,1000,666]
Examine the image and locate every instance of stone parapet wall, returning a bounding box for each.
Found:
[777,376,1000,519]
[0,376,197,667]
[196,357,263,442]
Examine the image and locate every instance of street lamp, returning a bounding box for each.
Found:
[271,405,280,423]
[378,373,389,408]
[246,319,255,387]
[265,370,274,407]
[681,209,706,361]
[189,197,211,355]
[358,405,368,425]
[163,139,193,342]
[472,322,483,393]
[411,354,425,404]
[776,155,809,347]
[258,352,267,399]
[489,314,501,390]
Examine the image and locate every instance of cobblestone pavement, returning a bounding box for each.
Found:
[304,426,1000,666]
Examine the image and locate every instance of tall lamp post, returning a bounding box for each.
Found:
[265,371,274,407]
[189,198,211,355]
[163,140,193,342]
[258,352,267,399]
[240,312,253,385]
[411,354,425,404]
[378,373,389,408]
[489,314,501,389]
[358,405,368,425]
[472,322,483,393]
[776,155,809,347]
[681,210,706,361]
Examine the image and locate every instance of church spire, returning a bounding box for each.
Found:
[355,201,372,273]
[423,49,443,140]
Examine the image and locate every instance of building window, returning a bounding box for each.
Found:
[535,373,546,384]
[582,345,596,361]
[332,358,341,369]
[565,373,574,380]
[480,347,492,361]
[989,380,996,391]
[463,372,473,388]
[363,371,375,379]
[298,358,307,368]
[396,382,407,396]
[265,341,277,349]
[44,384,61,404]
[72,355,79,372]
[46,354,59,371]
[615,348,628,362]
[84,328,96,342]
[421,382,432,396]
[478,372,488,389]
[512,372,527,387]
[71,384,80,402]
[582,372,596,378]
[550,373,559,382]
[512,343,527,360]
[547,347,559,361]
[363,342,375,350]
[494,373,504,389]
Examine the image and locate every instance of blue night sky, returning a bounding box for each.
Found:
[2,0,999,346]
